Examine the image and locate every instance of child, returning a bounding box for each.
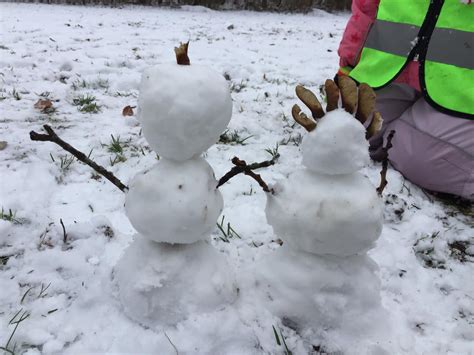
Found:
[337,0,473,200]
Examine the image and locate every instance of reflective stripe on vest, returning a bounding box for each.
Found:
[349,0,474,119]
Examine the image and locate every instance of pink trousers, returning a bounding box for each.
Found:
[369,84,474,200]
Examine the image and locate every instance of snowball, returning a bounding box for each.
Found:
[114,238,237,327]
[125,157,223,244]
[138,64,232,161]
[302,109,369,175]
[266,170,383,256]
[254,247,385,332]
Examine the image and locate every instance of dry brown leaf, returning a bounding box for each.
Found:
[291,104,317,132]
[34,99,53,112]
[122,105,135,117]
[325,79,340,112]
[295,85,325,119]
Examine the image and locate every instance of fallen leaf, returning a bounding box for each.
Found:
[122,105,135,116]
[34,99,53,112]
[0,141,7,151]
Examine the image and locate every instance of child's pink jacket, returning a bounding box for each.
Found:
[337,0,421,91]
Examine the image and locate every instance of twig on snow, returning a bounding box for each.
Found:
[217,155,279,193]
[30,125,128,193]
[377,130,395,196]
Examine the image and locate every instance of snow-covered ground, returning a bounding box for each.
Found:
[0,3,473,354]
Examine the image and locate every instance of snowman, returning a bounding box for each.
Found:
[114,43,237,328]
[255,77,390,345]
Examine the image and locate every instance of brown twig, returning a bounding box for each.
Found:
[376,130,395,196]
[217,155,279,193]
[30,125,128,193]
[60,218,67,244]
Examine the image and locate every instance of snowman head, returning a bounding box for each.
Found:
[137,43,233,162]
[291,77,383,175]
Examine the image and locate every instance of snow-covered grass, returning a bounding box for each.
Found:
[0,3,472,354]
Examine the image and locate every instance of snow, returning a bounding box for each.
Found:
[266,170,383,256]
[252,246,390,352]
[125,157,223,243]
[302,109,370,174]
[138,63,232,161]
[114,237,237,327]
[1,3,473,354]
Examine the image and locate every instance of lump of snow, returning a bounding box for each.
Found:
[302,109,369,175]
[114,238,237,328]
[125,157,223,244]
[138,63,232,161]
[254,247,388,339]
[266,170,383,256]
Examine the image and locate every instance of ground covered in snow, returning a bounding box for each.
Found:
[0,3,473,354]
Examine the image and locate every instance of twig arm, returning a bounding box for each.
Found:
[376,130,395,196]
[217,155,279,193]
[30,125,128,193]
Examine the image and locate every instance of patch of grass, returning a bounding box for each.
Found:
[0,308,30,354]
[216,215,241,243]
[264,143,280,160]
[72,94,101,114]
[107,135,124,155]
[272,325,293,355]
[0,208,22,225]
[413,231,446,269]
[279,133,303,147]
[51,153,75,173]
[10,89,21,101]
[219,129,253,145]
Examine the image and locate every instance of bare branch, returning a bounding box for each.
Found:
[217,155,279,193]
[355,83,376,124]
[377,130,396,196]
[338,76,358,114]
[30,125,128,193]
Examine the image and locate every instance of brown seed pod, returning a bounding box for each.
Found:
[292,104,317,132]
[355,83,376,124]
[174,42,190,65]
[338,76,358,114]
[295,85,325,119]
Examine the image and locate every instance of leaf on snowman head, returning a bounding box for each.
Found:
[355,83,376,124]
[291,104,317,132]
[338,75,358,114]
[174,41,190,66]
[295,85,325,119]
[366,111,383,138]
[324,79,339,112]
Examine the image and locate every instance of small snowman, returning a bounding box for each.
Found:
[114,43,237,327]
[255,77,389,344]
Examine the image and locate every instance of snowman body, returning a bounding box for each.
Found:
[114,61,237,327]
[260,110,386,335]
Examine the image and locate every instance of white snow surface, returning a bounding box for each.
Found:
[125,157,223,243]
[114,237,237,327]
[302,109,370,174]
[138,63,232,161]
[1,3,473,355]
[252,246,390,352]
[266,170,383,256]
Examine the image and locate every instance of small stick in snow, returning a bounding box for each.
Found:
[29,125,128,193]
[175,41,190,66]
[376,130,396,196]
[60,218,67,244]
[217,155,279,193]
